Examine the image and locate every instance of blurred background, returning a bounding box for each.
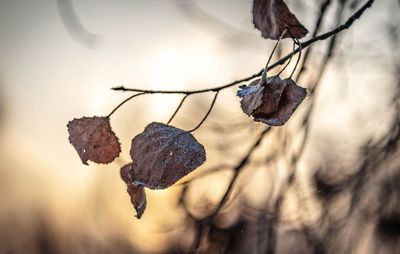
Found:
[0,0,399,253]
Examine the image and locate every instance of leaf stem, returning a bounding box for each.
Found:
[112,0,374,96]
[290,37,302,79]
[107,92,146,118]
[262,29,287,83]
[167,94,189,125]
[277,38,296,76]
[188,91,219,132]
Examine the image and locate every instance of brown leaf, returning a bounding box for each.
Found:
[67,116,121,165]
[121,163,146,219]
[237,80,264,116]
[253,0,308,39]
[120,122,206,218]
[238,76,307,126]
[128,122,206,189]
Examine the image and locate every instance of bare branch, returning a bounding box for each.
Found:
[188,91,219,132]
[112,0,374,97]
[167,94,189,125]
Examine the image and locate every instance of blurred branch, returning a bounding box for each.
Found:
[295,0,333,81]
[57,0,100,48]
[170,0,261,50]
[190,127,271,252]
[113,0,375,96]
[188,91,219,132]
[266,2,348,253]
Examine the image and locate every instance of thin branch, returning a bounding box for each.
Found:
[107,92,146,118]
[113,0,374,95]
[177,164,233,186]
[167,94,189,125]
[262,29,287,83]
[191,127,271,252]
[113,71,263,95]
[290,37,302,79]
[188,91,219,132]
[212,128,271,216]
[295,0,332,81]
[277,39,296,76]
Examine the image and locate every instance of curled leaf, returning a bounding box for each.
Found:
[129,122,206,189]
[121,164,146,219]
[238,76,307,126]
[121,122,206,218]
[67,116,121,165]
[253,0,308,39]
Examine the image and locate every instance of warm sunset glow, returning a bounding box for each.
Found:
[0,0,398,253]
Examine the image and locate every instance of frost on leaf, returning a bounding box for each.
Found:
[121,163,146,219]
[238,76,307,126]
[253,0,308,39]
[129,122,206,189]
[67,116,121,165]
[120,122,206,218]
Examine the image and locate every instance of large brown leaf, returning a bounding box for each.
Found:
[128,122,206,189]
[120,122,206,218]
[238,76,307,126]
[253,0,308,39]
[67,116,121,165]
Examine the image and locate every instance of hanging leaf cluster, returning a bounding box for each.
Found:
[237,0,308,124]
[121,122,206,218]
[68,118,206,218]
[67,0,309,219]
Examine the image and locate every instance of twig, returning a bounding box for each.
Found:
[190,127,271,252]
[212,127,270,216]
[289,37,301,79]
[112,72,263,95]
[295,0,332,82]
[177,164,233,186]
[107,92,146,117]
[167,94,189,124]
[262,29,287,83]
[188,91,219,132]
[277,38,296,76]
[284,30,302,79]
[112,0,374,96]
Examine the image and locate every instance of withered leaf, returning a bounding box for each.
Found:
[238,76,306,126]
[121,163,146,219]
[237,80,264,116]
[67,116,121,165]
[253,0,308,39]
[120,122,206,218]
[129,122,206,189]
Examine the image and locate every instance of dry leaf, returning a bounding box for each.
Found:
[253,0,308,39]
[237,80,264,116]
[67,116,121,165]
[121,163,146,219]
[238,76,307,126]
[129,122,206,189]
[120,122,206,218]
